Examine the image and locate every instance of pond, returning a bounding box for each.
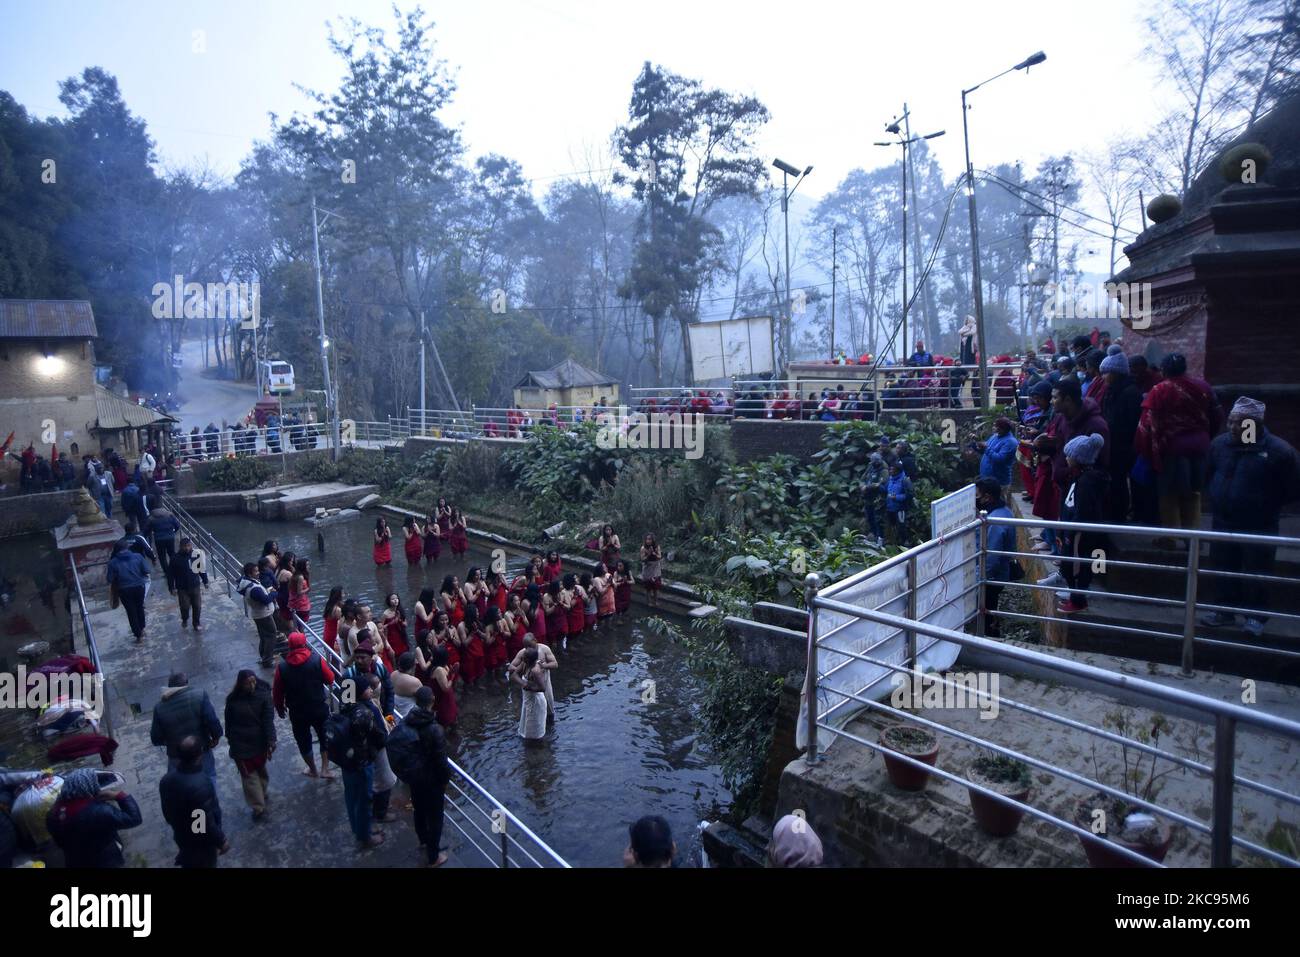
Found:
[200,512,730,867]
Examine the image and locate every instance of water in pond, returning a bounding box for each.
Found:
[201,512,730,867]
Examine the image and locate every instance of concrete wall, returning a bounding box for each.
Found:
[401,435,520,463]
[729,419,830,463]
[0,489,81,540]
[0,339,98,477]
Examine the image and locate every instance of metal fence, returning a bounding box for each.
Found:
[170,421,331,461]
[154,490,567,868]
[803,519,1300,868]
[982,514,1300,676]
[67,556,111,739]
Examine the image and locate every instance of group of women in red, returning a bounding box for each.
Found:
[318,522,667,733]
[372,498,470,567]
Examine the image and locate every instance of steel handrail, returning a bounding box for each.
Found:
[67,556,111,739]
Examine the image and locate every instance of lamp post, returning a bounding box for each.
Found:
[773,158,813,372]
[961,50,1046,407]
[311,192,342,462]
[875,114,944,362]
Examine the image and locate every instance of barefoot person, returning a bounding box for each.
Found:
[639,534,663,607]
[510,634,557,725]
[272,632,337,780]
[511,648,548,741]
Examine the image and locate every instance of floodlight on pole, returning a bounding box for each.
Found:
[772,157,812,369]
[961,51,1047,408]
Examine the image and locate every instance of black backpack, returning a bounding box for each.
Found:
[385,720,425,784]
[323,708,368,770]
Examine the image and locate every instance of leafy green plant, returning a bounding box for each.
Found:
[205,456,274,491]
[715,454,798,531]
[292,456,341,484]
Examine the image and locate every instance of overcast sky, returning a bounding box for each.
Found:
[1,0,1181,277]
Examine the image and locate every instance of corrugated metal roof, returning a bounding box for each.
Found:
[516,358,616,390]
[93,386,176,431]
[0,300,98,339]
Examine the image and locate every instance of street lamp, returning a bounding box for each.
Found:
[875,115,944,361]
[961,50,1046,407]
[773,158,813,371]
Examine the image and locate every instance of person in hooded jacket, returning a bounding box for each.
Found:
[237,561,279,667]
[1053,433,1110,614]
[1200,397,1300,637]
[224,669,277,821]
[1099,351,1143,524]
[45,768,142,868]
[859,453,888,545]
[1048,378,1110,495]
[159,736,228,868]
[977,417,1019,492]
[150,672,223,781]
[273,631,337,779]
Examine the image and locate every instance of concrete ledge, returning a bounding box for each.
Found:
[723,615,807,675]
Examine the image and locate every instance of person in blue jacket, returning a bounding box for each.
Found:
[977,478,1016,638]
[977,417,1019,491]
[107,544,151,641]
[884,461,914,544]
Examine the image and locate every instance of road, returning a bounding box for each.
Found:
[174,336,259,433]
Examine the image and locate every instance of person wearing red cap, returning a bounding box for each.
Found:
[273,632,337,779]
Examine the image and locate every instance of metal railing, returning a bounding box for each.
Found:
[981,514,1300,675]
[67,555,111,739]
[156,489,567,868]
[171,422,331,461]
[803,524,1300,868]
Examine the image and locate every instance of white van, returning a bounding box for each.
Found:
[262,360,295,395]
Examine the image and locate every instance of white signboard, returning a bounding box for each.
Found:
[687,316,774,381]
[797,498,979,750]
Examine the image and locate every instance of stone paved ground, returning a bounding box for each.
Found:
[90,576,486,869]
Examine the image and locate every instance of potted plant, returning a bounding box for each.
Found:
[878,723,939,791]
[1074,710,1179,867]
[967,754,1032,837]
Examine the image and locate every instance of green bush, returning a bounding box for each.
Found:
[441,442,503,500]
[337,450,407,490]
[501,422,624,502]
[292,456,341,484]
[206,456,274,491]
[715,455,799,532]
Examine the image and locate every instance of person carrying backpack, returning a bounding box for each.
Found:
[386,686,451,867]
[327,678,388,850]
[272,632,336,779]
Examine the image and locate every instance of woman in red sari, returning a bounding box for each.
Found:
[429,611,460,682]
[435,498,452,541]
[490,570,510,613]
[372,517,393,567]
[449,509,469,558]
[598,525,621,572]
[381,592,409,661]
[563,573,586,644]
[322,587,345,655]
[439,575,465,627]
[542,550,562,584]
[401,516,424,566]
[413,587,437,648]
[462,567,489,619]
[504,594,528,660]
[427,646,458,729]
[422,512,441,565]
[613,560,634,616]
[460,601,487,687]
[543,581,564,646]
[482,606,509,679]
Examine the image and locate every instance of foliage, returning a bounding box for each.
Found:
[439,442,504,499]
[500,422,624,502]
[336,451,407,491]
[645,612,783,824]
[292,456,342,484]
[205,456,275,491]
[698,527,893,605]
[715,455,798,532]
[971,754,1032,790]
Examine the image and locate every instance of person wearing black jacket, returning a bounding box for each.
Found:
[1099,353,1143,524]
[337,678,389,850]
[159,736,229,868]
[1057,433,1110,614]
[403,687,451,867]
[1200,397,1300,637]
[150,673,223,781]
[170,538,210,631]
[149,508,182,592]
[45,768,143,868]
[343,640,396,718]
[224,670,277,821]
[273,631,337,778]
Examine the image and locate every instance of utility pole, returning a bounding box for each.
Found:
[782,171,793,368]
[419,309,426,433]
[961,88,988,407]
[1051,166,1061,290]
[903,103,934,351]
[310,192,340,462]
[830,226,837,360]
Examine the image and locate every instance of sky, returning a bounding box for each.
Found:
[0,0,1176,274]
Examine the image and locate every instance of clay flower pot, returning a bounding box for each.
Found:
[879,724,939,791]
[1074,799,1174,867]
[967,757,1031,837]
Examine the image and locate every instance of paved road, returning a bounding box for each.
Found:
[174,337,259,433]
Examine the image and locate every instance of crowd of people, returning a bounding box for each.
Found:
[973,333,1300,635]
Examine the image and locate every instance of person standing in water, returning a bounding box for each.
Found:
[373,517,393,567]
[511,648,548,741]
[510,634,557,726]
[639,534,663,607]
[402,515,424,566]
